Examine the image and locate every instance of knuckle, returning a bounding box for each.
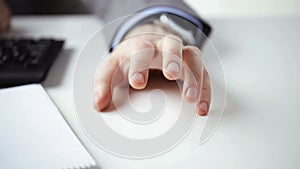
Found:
[201,87,211,101]
[185,68,204,86]
[184,46,202,57]
[131,35,154,49]
[166,48,181,57]
[121,36,153,48]
[164,34,182,43]
[191,69,202,81]
[134,38,154,49]
[130,39,154,55]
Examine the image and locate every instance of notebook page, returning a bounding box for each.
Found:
[0,84,97,169]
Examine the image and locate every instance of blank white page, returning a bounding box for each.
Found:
[0,84,97,169]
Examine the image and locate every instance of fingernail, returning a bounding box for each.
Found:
[167,62,180,74]
[199,102,208,115]
[132,72,144,84]
[186,86,198,100]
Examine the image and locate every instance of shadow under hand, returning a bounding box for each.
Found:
[103,71,180,113]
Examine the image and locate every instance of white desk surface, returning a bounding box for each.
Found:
[5,15,300,169]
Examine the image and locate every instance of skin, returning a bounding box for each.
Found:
[0,1,210,115]
[94,24,211,116]
[0,0,11,33]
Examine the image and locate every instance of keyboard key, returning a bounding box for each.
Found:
[0,38,64,87]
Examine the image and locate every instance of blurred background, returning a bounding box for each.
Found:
[6,0,300,18]
[186,0,300,18]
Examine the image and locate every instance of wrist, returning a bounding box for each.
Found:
[110,6,211,51]
[124,23,178,40]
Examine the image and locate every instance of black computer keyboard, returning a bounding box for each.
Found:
[0,38,64,88]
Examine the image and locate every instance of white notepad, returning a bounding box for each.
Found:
[0,84,97,169]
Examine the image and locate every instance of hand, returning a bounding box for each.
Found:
[0,0,11,32]
[94,24,211,116]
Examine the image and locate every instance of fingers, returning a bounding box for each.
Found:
[182,46,204,103]
[94,55,119,111]
[160,35,211,115]
[94,39,155,111]
[128,40,155,89]
[94,31,211,116]
[182,46,211,116]
[197,70,211,116]
[160,35,183,80]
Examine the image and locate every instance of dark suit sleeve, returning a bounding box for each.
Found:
[86,0,199,23]
[85,0,206,48]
